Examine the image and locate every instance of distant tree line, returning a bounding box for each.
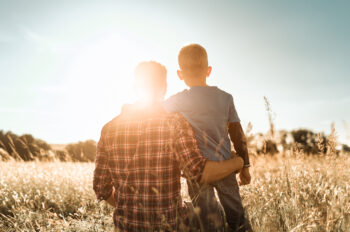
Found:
[0,129,349,162]
[248,128,349,156]
[0,130,96,162]
[64,140,96,162]
[0,131,52,161]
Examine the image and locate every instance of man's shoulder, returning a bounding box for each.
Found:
[100,115,120,136]
[168,112,194,132]
[168,111,187,121]
[158,111,191,130]
[101,109,185,129]
[160,111,188,125]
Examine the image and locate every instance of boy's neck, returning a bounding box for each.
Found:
[186,78,207,88]
[190,83,207,88]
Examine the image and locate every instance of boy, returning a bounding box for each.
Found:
[164,44,252,232]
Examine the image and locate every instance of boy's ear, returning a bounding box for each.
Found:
[206,66,212,78]
[177,70,184,80]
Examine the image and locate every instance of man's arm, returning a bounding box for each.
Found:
[173,115,244,185]
[200,156,243,184]
[93,126,114,203]
[228,122,251,185]
[105,188,116,206]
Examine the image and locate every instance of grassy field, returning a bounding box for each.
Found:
[0,154,349,232]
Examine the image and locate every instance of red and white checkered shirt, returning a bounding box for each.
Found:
[93,105,207,231]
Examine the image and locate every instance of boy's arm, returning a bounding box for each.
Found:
[228,122,250,167]
[174,115,244,184]
[228,122,251,185]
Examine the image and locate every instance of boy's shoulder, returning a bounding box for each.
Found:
[199,86,234,102]
[164,87,234,109]
[167,89,189,100]
[168,86,233,100]
[211,86,233,98]
[163,90,187,112]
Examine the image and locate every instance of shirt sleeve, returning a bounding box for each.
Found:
[228,95,240,123]
[93,126,113,201]
[173,115,207,182]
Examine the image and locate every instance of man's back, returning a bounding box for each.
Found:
[93,105,207,231]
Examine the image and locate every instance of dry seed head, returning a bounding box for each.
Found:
[264,96,276,140]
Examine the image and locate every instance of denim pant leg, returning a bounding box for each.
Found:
[214,174,252,232]
[187,180,224,232]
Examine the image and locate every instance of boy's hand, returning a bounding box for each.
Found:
[239,167,251,186]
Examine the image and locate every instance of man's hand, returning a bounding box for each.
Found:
[105,188,116,207]
[200,156,243,184]
[239,167,251,186]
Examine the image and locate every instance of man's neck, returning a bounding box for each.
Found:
[121,101,165,119]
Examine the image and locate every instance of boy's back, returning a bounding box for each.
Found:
[164,86,240,161]
[168,43,252,231]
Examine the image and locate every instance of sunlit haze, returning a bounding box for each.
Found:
[1,0,349,144]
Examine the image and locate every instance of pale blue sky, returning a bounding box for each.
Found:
[1,0,349,144]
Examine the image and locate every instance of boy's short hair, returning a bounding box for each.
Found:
[134,61,167,97]
[178,44,208,78]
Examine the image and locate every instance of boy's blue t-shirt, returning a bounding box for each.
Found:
[163,86,240,161]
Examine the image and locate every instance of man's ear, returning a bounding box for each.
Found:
[177,70,184,80]
[206,66,212,78]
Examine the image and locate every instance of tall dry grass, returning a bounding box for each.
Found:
[243,153,350,231]
[0,153,349,231]
[1,97,349,231]
[0,162,113,231]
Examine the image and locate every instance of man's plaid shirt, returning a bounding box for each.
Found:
[93,105,207,231]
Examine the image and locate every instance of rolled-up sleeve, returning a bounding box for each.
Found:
[174,116,207,182]
[93,128,113,201]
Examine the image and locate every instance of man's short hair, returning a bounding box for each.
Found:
[178,44,208,78]
[134,61,167,98]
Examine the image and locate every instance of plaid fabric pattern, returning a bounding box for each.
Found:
[93,107,207,231]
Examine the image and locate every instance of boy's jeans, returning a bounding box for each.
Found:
[187,173,252,232]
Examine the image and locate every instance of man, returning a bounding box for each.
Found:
[93,61,244,231]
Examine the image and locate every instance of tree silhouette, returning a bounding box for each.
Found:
[65,140,96,162]
[291,129,327,154]
[0,130,51,161]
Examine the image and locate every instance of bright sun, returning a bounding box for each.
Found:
[62,32,183,123]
